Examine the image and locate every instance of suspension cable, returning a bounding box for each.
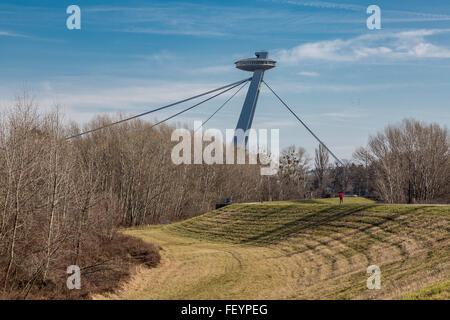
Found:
[263,80,344,166]
[149,79,250,129]
[66,77,252,140]
[195,80,249,133]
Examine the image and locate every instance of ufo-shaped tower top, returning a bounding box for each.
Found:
[235,51,276,72]
[234,51,276,145]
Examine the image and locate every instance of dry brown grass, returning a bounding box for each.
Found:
[0,233,160,299]
[95,199,449,300]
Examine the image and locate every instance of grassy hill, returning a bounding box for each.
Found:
[96,197,450,300]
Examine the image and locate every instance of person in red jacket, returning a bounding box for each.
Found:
[339,192,344,205]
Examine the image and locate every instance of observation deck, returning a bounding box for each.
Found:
[235,51,276,72]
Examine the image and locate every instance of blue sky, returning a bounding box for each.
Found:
[1,0,449,160]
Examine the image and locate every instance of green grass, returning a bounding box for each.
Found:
[400,280,450,300]
[98,197,450,300]
[165,198,447,245]
[262,196,376,205]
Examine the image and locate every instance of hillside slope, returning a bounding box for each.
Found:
[97,198,450,300]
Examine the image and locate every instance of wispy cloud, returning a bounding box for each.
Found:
[276,29,450,64]
[270,80,450,94]
[132,50,177,62]
[298,71,320,77]
[275,0,450,22]
[0,30,27,37]
[23,79,241,111]
[118,27,227,37]
[0,79,244,125]
[85,3,341,39]
[254,120,297,128]
[320,112,366,119]
[274,0,362,11]
[86,4,236,37]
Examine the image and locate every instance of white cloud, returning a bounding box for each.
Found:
[119,27,227,37]
[298,71,320,77]
[50,82,230,109]
[276,0,362,11]
[0,31,27,37]
[276,1,450,23]
[148,50,176,61]
[128,51,177,63]
[267,80,450,94]
[278,39,353,62]
[407,42,450,58]
[0,80,241,125]
[276,29,450,64]
[321,112,366,119]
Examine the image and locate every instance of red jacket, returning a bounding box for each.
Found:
[339,193,344,199]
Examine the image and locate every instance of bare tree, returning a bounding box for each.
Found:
[278,145,310,200]
[361,119,449,203]
[314,144,330,197]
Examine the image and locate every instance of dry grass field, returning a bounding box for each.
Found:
[95,197,450,300]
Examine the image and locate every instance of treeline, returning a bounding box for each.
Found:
[0,97,448,298]
[265,119,449,204]
[0,96,264,298]
[355,119,449,203]
[0,98,162,299]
